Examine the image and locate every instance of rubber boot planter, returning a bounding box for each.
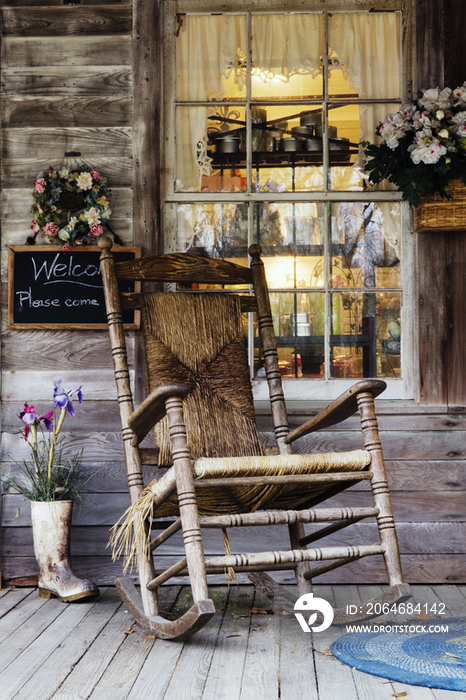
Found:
[31,500,99,602]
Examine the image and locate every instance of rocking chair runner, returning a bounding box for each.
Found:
[99,236,410,640]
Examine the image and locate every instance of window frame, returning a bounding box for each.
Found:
[161,0,415,402]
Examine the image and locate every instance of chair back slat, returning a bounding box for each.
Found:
[115,253,253,285]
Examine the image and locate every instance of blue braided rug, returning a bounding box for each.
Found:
[330,617,466,692]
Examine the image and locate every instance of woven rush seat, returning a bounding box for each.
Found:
[111,449,371,561]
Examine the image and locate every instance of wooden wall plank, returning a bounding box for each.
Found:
[1,67,133,96]
[444,0,466,87]
[2,7,132,37]
[1,369,125,400]
[132,0,161,401]
[3,489,466,527]
[415,0,444,90]
[2,157,133,188]
[5,522,466,557]
[1,331,134,371]
[2,36,131,68]
[1,432,126,463]
[1,128,132,158]
[261,412,466,432]
[132,0,160,254]
[446,233,466,405]
[3,457,463,494]
[3,426,466,463]
[2,186,132,219]
[2,97,133,128]
[3,0,131,8]
[3,553,466,585]
[265,429,466,459]
[415,233,448,404]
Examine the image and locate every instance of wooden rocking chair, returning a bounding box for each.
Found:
[99,237,410,640]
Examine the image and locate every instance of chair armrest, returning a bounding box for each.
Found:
[284,379,386,444]
[128,383,190,446]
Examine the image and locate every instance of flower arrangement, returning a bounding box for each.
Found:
[363,85,466,207]
[30,166,112,249]
[3,380,86,501]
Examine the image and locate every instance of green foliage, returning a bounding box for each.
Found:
[363,138,466,208]
[3,441,85,502]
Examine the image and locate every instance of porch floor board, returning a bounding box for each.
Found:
[0,584,464,699]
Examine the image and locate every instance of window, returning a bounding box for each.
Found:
[163,1,414,400]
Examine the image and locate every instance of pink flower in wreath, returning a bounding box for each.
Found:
[35,178,47,193]
[90,170,101,181]
[44,222,59,238]
[89,224,104,237]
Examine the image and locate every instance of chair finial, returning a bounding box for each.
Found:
[98,236,113,250]
[248,244,262,259]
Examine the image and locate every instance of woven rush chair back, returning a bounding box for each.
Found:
[142,292,263,467]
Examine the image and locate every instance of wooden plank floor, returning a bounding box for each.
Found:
[0,584,465,699]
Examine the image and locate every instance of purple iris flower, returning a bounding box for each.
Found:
[19,403,54,438]
[53,380,83,417]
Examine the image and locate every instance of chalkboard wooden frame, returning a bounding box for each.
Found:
[8,245,141,330]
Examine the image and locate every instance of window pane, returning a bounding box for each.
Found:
[330,203,401,289]
[176,14,247,102]
[255,292,325,379]
[176,106,247,193]
[252,202,325,288]
[251,104,325,192]
[330,291,401,378]
[251,14,323,100]
[328,13,401,100]
[176,203,248,257]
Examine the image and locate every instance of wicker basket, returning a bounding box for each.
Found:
[415,179,466,232]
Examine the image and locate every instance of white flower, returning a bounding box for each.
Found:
[436,110,445,120]
[450,111,466,137]
[453,84,466,104]
[379,108,414,150]
[58,168,69,178]
[84,207,101,226]
[58,228,70,241]
[68,216,78,231]
[380,123,404,149]
[418,87,452,111]
[412,110,433,129]
[408,130,447,164]
[76,172,93,191]
[438,129,449,139]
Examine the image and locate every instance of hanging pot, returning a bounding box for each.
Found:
[31,500,99,602]
[300,112,322,127]
[280,138,300,152]
[215,133,240,154]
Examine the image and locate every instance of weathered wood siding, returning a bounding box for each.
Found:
[1,0,466,586]
[3,407,466,585]
[0,0,140,585]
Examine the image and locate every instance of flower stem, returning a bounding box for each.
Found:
[47,407,67,481]
[30,423,39,476]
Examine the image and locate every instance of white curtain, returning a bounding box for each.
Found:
[329,13,401,176]
[176,15,247,191]
[176,12,400,191]
[251,14,322,82]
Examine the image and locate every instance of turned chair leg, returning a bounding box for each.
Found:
[165,395,209,603]
[288,521,313,596]
[357,390,403,586]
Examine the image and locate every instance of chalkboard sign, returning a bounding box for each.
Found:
[8,246,141,329]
